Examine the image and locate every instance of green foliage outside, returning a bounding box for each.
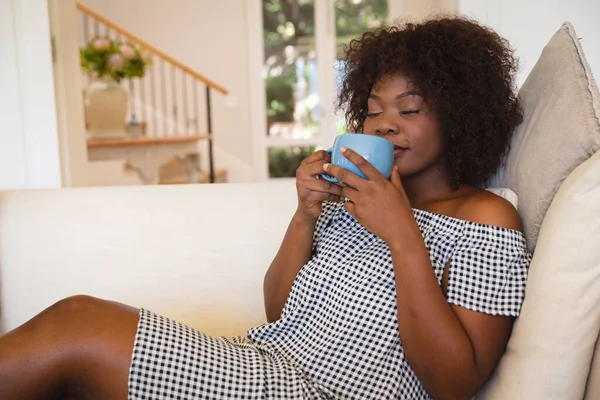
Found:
[263,0,388,177]
[268,146,316,178]
[266,67,296,122]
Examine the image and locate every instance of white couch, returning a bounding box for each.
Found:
[0,182,296,338]
[0,181,598,399]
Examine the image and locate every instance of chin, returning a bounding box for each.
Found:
[393,160,418,177]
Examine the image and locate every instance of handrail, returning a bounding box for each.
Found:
[76,2,228,95]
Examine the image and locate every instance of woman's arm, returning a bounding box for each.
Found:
[389,197,521,400]
[263,150,342,323]
[263,211,317,323]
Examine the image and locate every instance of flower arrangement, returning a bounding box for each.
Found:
[80,36,152,82]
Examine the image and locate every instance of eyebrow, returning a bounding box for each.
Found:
[368,91,421,100]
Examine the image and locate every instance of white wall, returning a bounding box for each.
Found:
[49,0,89,187]
[0,0,28,190]
[461,0,600,88]
[389,0,459,21]
[389,0,600,89]
[0,0,62,190]
[80,0,257,183]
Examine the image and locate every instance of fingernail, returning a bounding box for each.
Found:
[340,146,348,153]
[323,163,330,171]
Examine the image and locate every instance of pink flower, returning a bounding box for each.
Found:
[120,44,136,60]
[92,37,110,51]
[108,53,124,70]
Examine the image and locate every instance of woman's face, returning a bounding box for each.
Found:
[363,73,446,179]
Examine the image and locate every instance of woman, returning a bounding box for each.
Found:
[0,17,529,399]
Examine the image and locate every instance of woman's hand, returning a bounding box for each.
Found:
[295,150,344,222]
[322,146,414,244]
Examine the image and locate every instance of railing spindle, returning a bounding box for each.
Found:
[140,76,147,134]
[83,14,89,42]
[129,80,135,123]
[150,57,157,137]
[182,73,189,135]
[171,66,178,137]
[160,59,167,135]
[193,79,200,135]
[206,86,214,183]
[83,15,91,85]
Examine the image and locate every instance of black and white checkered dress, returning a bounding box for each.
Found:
[129,201,530,399]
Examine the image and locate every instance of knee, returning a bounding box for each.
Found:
[47,295,105,320]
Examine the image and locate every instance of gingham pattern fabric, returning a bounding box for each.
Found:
[129,309,324,399]
[129,201,530,399]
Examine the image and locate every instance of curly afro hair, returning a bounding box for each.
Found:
[338,17,523,189]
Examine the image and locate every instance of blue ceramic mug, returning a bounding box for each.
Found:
[321,133,394,183]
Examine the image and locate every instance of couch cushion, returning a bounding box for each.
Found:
[480,21,600,399]
[479,142,600,397]
[0,182,298,337]
[490,22,600,252]
[585,333,600,399]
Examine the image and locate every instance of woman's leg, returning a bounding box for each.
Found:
[0,295,139,400]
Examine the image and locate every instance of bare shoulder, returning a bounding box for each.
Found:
[456,188,523,232]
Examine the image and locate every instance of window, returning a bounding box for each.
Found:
[259,0,388,178]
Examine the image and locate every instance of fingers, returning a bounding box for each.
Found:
[295,150,346,210]
[297,178,343,203]
[296,153,342,196]
[300,190,343,204]
[300,177,343,195]
[340,185,359,203]
[389,165,408,196]
[297,150,332,178]
[301,161,331,179]
[322,163,364,189]
[302,149,330,165]
[297,181,343,203]
[390,165,402,188]
[338,147,385,182]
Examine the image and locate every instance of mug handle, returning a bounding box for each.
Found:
[320,148,339,183]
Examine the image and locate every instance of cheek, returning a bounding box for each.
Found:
[430,130,446,154]
[362,119,376,135]
[410,125,445,161]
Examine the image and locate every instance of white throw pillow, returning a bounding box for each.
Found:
[490,22,600,252]
[486,188,518,209]
[478,22,600,399]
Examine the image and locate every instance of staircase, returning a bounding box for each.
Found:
[76,2,227,184]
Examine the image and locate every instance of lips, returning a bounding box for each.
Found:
[393,144,408,157]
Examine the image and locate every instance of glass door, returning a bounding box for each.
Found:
[261,0,388,178]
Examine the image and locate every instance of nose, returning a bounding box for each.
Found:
[374,114,399,136]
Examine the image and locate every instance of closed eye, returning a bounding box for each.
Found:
[400,109,420,115]
[366,112,382,118]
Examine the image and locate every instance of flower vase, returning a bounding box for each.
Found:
[84,78,128,139]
